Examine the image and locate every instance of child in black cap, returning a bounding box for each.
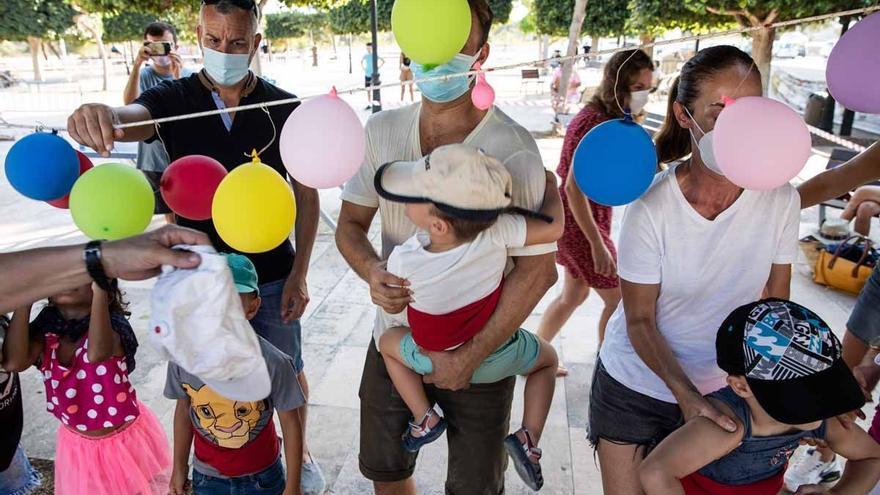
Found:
[639,298,880,495]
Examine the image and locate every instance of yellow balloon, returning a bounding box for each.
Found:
[212,158,296,253]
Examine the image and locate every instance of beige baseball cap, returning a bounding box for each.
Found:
[375,144,548,222]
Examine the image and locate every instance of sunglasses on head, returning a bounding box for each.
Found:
[201,0,260,19]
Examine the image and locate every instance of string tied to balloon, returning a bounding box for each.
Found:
[242,105,277,161]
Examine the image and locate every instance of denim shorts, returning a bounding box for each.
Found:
[0,446,41,495]
[250,279,304,372]
[400,329,540,384]
[587,359,683,453]
[847,264,880,348]
[193,458,285,495]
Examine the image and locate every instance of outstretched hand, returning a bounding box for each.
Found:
[102,225,211,281]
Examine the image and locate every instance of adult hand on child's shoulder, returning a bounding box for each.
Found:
[102,225,211,281]
[422,347,475,391]
[679,393,738,433]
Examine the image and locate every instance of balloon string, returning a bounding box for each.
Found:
[246,105,277,160]
[0,5,876,134]
[613,49,640,117]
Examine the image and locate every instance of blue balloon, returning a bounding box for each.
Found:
[5,132,79,201]
[572,118,657,207]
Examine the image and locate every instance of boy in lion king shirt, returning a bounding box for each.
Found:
[164,254,305,495]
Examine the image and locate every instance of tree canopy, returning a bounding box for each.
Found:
[266,11,330,40]
[0,0,76,42]
[534,0,628,38]
[101,11,159,42]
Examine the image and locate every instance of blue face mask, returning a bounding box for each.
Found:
[202,47,251,86]
[412,52,481,103]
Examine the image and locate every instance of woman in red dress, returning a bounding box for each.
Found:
[537,49,655,375]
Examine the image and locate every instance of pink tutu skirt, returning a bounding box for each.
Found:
[54,401,171,495]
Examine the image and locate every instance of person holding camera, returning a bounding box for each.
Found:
[123,21,192,221]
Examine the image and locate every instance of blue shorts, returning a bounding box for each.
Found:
[399,328,540,384]
[0,446,41,495]
[250,279,304,372]
[193,458,285,495]
[847,264,880,348]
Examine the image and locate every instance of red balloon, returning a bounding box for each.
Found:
[161,155,228,220]
[47,151,94,209]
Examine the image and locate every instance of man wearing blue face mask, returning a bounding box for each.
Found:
[123,21,192,222]
[66,1,324,493]
[337,0,560,493]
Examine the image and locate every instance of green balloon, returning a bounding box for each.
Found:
[70,163,155,240]
[392,0,472,66]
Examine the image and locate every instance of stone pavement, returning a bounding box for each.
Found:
[2,102,877,494]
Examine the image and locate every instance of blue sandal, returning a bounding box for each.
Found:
[504,428,544,491]
[402,408,447,453]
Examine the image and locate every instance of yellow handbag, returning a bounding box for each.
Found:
[813,235,876,295]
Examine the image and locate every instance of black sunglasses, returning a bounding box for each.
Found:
[201,0,260,19]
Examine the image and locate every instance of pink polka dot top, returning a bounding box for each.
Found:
[40,334,140,432]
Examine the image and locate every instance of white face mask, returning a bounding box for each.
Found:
[629,90,650,114]
[683,106,724,176]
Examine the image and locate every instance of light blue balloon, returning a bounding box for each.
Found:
[5,132,79,201]
[573,118,657,207]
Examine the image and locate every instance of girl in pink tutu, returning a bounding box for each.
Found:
[2,281,171,495]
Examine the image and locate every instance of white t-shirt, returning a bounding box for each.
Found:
[385,215,528,326]
[599,165,801,403]
[341,103,556,344]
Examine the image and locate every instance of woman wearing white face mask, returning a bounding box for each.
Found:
[537,49,654,376]
[589,45,801,495]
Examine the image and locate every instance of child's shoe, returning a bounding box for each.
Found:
[504,428,544,491]
[401,407,446,453]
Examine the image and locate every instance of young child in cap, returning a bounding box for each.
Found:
[374,143,564,491]
[165,254,306,495]
[639,298,880,495]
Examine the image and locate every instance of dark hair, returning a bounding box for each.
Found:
[655,45,758,164]
[431,206,497,243]
[468,0,494,48]
[366,42,373,47]
[106,279,131,318]
[144,21,178,45]
[589,49,653,119]
[201,0,261,22]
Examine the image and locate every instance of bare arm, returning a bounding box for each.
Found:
[278,408,304,495]
[798,142,880,209]
[86,285,123,364]
[282,182,320,322]
[335,201,411,314]
[122,46,151,105]
[524,171,565,245]
[0,225,208,314]
[169,399,194,495]
[1,306,42,372]
[816,419,880,495]
[67,102,155,157]
[765,264,792,300]
[621,280,737,431]
[640,410,744,495]
[423,252,558,390]
[564,167,616,277]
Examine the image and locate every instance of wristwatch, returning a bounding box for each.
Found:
[83,240,113,291]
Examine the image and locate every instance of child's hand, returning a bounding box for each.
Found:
[169,468,190,495]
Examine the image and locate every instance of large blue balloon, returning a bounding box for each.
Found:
[5,132,79,201]
[572,119,657,206]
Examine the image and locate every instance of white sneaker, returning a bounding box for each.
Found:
[784,447,842,492]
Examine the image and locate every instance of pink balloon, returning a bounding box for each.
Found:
[713,96,811,191]
[827,13,880,114]
[280,87,366,189]
[471,64,495,110]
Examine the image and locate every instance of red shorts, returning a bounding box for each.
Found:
[681,470,784,495]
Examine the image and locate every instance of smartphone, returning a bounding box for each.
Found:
[144,41,171,56]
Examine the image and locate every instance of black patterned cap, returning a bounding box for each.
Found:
[716,298,865,425]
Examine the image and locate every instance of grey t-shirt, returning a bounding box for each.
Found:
[164,335,305,478]
[137,65,193,172]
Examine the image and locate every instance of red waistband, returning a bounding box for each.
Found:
[681,469,784,495]
[407,283,504,352]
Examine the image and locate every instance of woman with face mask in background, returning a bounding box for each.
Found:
[588,45,802,495]
[536,49,654,377]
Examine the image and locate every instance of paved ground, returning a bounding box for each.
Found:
[2,52,878,495]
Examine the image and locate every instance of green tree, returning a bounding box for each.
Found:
[488,0,514,24]
[631,0,872,90]
[102,11,158,42]
[535,0,628,39]
[0,0,76,82]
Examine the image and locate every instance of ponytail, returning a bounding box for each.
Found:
[654,77,692,164]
